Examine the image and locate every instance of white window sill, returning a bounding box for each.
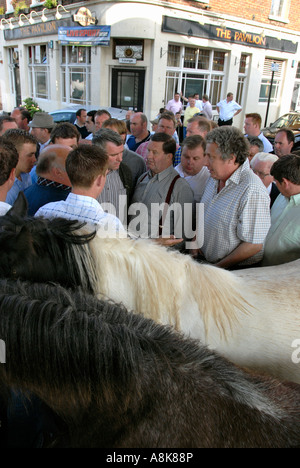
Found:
[268,15,290,24]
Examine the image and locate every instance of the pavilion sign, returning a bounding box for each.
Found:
[215,27,266,46]
[162,16,297,54]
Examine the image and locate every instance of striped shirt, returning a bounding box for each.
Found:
[97,170,127,224]
[35,192,126,236]
[129,165,194,239]
[201,159,271,265]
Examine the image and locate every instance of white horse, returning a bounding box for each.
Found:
[0,201,299,386]
[87,234,300,385]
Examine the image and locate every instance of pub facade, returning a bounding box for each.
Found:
[0,0,299,128]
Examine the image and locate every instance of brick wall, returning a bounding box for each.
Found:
[165,0,300,32]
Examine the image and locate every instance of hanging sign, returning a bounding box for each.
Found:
[58,25,111,46]
[73,7,97,27]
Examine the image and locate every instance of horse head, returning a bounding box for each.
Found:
[0,192,97,292]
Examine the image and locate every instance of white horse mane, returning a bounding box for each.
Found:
[85,235,252,339]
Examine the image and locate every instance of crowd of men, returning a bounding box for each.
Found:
[0,93,299,269]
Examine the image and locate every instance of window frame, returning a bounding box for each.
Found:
[60,45,92,105]
[269,0,290,23]
[28,44,50,100]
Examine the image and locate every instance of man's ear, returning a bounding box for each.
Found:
[7,192,28,218]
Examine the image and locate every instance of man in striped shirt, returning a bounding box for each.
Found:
[200,126,271,269]
[92,129,133,226]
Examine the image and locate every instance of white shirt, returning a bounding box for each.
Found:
[0,201,12,216]
[201,159,271,265]
[217,99,242,121]
[35,192,126,237]
[175,164,210,203]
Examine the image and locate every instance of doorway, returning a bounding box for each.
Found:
[111,68,145,111]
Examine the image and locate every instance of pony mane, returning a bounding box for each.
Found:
[1,279,300,448]
[87,235,253,339]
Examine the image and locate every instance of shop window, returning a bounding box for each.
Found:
[28,45,49,100]
[61,46,91,105]
[184,48,197,69]
[167,45,180,68]
[212,51,225,72]
[165,45,227,108]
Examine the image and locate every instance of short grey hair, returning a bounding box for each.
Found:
[250,152,279,168]
[92,128,123,152]
[206,126,249,165]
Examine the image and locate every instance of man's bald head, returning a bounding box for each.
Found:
[36,144,72,186]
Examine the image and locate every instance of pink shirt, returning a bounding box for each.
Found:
[165,98,183,115]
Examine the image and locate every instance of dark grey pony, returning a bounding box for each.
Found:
[0,279,300,448]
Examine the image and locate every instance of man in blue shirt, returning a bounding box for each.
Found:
[3,129,38,206]
[127,112,150,152]
[24,144,72,216]
[35,145,126,236]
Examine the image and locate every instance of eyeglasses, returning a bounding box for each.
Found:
[253,169,271,179]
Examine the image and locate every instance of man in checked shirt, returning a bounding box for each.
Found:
[199,126,271,269]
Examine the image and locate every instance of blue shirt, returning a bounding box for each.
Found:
[127,132,151,152]
[6,173,32,205]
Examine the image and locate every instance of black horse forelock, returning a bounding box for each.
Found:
[0,214,98,294]
[0,279,300,448]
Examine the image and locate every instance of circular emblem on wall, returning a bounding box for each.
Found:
[124,48,134,58]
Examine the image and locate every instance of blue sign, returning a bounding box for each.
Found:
[58,25,111,46]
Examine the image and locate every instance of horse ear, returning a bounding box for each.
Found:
[7,192,28,218]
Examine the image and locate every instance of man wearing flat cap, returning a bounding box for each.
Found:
[29,112,55,155]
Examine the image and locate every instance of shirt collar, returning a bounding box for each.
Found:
[149,165,174,181]
[228,159,250,185]
[67,192,103,209]
[290,192,300,205]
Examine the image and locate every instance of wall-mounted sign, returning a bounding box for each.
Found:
[4,19,73,40]
[73,7,97,27]
[119,58,137,64]
[58,26,111,46]
[162,16,298,54]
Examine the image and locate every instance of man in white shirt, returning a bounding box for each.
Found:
[216,93,242,126]
[200,126,270,269]
[244,113,273,153]
[0,140,19,215]
[262,154,300,266]
[35,145,126,236]
[175,135,210,202]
